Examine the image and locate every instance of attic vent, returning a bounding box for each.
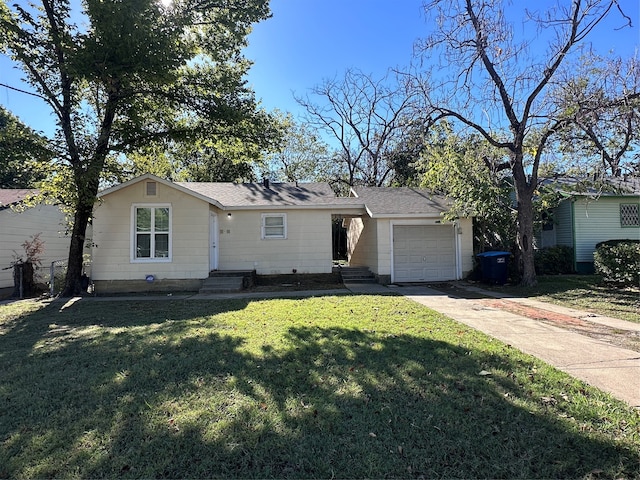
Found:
[146,181,157,196]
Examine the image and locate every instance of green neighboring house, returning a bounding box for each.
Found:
[537,177,640,273]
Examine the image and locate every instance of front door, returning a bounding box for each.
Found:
[210,212,219,271]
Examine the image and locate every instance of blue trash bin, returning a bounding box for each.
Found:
[477,251,510,285]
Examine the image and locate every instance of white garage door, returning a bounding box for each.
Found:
[393,225,456,282]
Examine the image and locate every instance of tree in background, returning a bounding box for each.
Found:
[0,106,51,188]
[124,133,280,184]
[552,54,640,177]
[386,121,429,187]
[416,122,516,252]
[0,0,275,295]
[261,112,336,184]
[296,69,421,189]
[412,0,636,286]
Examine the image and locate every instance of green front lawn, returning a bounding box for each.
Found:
[490,275,640,323]
[1,295,638,478]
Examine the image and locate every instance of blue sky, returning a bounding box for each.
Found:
[244,0,426,116]
[245,0,639,119]
[0,0,638,136]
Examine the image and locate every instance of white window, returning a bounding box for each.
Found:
[132,205,171,261]
[261,213,287,239]
[620,204,639,227]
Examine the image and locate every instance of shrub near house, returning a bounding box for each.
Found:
[594,240,640,285]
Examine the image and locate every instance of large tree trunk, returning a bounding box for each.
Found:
[514,176,537,287]
[61,198,93,296]
[61,167,103,297]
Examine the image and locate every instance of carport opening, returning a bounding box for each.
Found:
[332,216,347,262]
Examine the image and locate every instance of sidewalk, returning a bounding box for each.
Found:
[381,283,640,408]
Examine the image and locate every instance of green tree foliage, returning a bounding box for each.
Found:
[261,112,334,183]
[417,122,516,251]
[0,0,275,295]
[0,106,51,188]
[387,122,427,187]
[125,136,270,183]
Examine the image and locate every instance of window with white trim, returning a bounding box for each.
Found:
[620,203,639,227]
[132,205,171,261]
[261,213,287,239]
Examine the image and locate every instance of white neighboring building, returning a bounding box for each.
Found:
[0,189,70,293]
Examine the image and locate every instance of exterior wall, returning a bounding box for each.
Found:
[554,200,574,248]
[217,209,333,274]
[346,216,379,272]
[0,204,70,290]
[572,196,640,264]
[375,219,392,277]
[91,181,211,285]
[457,217,475,277]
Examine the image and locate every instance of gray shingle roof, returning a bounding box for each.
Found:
[351,186,451,216]
[100,175,455,216]
[177,182,362,208]
[540,176,640,196]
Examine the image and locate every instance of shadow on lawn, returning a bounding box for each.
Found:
[0,299,638,478]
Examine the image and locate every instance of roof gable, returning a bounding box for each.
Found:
[97,174,225,208]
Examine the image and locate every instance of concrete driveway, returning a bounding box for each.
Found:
[366,283,640,408]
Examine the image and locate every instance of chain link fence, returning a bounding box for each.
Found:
[49,259,68,297]
[48,259,93,296]
[3,259,92,299]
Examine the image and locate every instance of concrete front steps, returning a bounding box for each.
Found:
[199,271,254,294]
[339,266,377,284]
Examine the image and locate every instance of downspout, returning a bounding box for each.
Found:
[571,199,577,272]
[455,222,462,279]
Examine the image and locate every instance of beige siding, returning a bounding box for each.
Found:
[458,217,474,276]
[92,181,210,281]
[375,219,392,275]
[218,209,333,274]
[573,197,640,263]
[0,204,70,289]
[347,216,379,272]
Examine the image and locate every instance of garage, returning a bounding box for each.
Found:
[393,225,456,282]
